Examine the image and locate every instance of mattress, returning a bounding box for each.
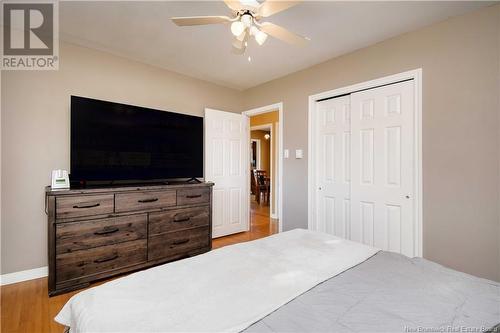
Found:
[55,229,378,332]
[244,251,500,332]
[56,229,500,332]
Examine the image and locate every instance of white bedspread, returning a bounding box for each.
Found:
[55,229,378,333]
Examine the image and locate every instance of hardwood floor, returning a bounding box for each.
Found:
[0,199,278,333]
[212,198,278,249]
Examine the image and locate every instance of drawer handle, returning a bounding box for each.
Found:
[186,194,202,199]
[94,254,118,263]
[172,238,190,245]
[73,203,100,209]
[173,215,191,223]
[94,227,119,235]
[138,198,159,203]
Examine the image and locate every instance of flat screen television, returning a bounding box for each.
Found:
[70,96,203,183]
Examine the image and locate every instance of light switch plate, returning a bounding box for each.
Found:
[284,149,289,158]
[295,149,303,159]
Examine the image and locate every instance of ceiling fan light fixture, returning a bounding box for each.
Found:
[241,13,253,27]
[249,25,259,36]
[170,0,308,55]
[231,21,245,36]
[255,30,268,46]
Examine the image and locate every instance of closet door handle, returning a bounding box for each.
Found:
[138,198,159,203]
[73,203,100,209]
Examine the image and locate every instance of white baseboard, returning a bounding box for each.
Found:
[0,266,48,286]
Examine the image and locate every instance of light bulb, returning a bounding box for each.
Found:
[231,21,245,37]
[249,25,259,36]
[255,30,268,46]
[241,14,253,27]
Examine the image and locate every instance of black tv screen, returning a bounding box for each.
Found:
[70,96,203,182]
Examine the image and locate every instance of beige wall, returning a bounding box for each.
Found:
[0,42,243,274]
[242,5,500,281]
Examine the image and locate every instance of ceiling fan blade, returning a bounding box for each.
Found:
[258,1,301,18]
[232,38,245,49]
[231,43,246,55]
[171,16,232,26]
[223,0,243,12]
[236,29,249,42]
[232,30,249,54]
[259,22,308,46]
[233,30,249,49]
[239,0,261,10]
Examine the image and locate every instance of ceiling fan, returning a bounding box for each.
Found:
[171,0,308,55]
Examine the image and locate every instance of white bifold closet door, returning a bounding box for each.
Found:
[204,108,249,238]
[350,80,415,257]
[315,95,351,238]
[314,80,416,257]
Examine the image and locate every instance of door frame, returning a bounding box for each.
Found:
[243,102,283,232]
[307,69,423,257]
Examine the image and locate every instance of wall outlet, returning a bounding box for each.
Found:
[284,149,289,158]
[295,149,303,159]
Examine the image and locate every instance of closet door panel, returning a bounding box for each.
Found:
[350,80,416,257]
[314,96,351,238]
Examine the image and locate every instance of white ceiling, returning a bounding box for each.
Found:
[60,1,492,90]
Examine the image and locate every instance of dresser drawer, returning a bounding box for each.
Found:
[56,239,146,283]
[177,188,210,206]
[148,226,210,261]
[115,191,176,213]
[149,207,209,236]
[56,194,114,219]
[56,214,147,254]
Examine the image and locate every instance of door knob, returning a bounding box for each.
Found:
[405,195,410,199]
[318,187,322,190]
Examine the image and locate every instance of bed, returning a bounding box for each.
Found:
[56,229,500,332]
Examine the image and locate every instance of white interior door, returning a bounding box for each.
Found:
[314,96,351,238]
[205,108,249,238]
[350,80,416,257]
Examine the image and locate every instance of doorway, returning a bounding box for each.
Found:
[250,125,272,205]
[244,103,283,234]
[308,70,422,257]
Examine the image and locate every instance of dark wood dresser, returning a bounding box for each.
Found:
[46,182,213,296]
